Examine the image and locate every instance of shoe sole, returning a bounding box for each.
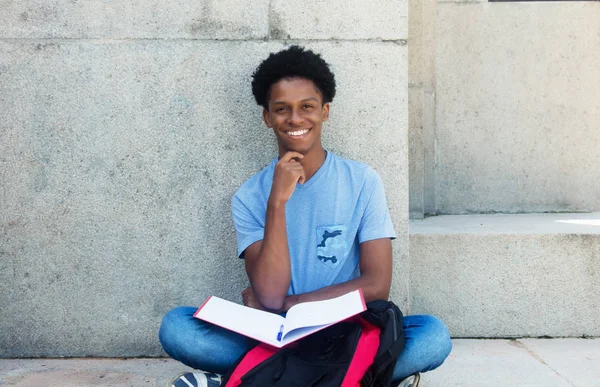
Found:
[166,372,187,387]
[413,372,421,387]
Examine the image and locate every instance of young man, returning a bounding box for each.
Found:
[159,46,451,387]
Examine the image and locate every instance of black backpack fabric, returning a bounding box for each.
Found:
[221,300,405,387]
[230,321,363,386]
[361,300,405,387]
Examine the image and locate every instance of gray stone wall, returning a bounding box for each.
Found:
[409,1,600,217]
[0,1,408,356]
[408,0,600,338]
[410,213,600,338]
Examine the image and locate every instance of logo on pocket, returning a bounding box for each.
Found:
[316,225,348,268]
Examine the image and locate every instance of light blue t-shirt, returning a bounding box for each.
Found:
[231,151,396,296]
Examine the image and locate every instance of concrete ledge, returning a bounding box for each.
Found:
[409,213,600,337]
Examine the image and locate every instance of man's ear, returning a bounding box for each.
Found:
[322,103,330,122]
[262,108,272,128]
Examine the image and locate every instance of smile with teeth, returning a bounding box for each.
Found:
[286,129,310,137]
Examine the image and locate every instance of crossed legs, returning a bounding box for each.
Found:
[159,306,452,381]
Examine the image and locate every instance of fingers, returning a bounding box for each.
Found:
[276,155,304,176]
[242,291,251,306]
[280,151,304,163]
[242,287,265,310]
[271,152,306,202]
[241,286,252,296]
[297,169,306,185]
[283,161,305,184]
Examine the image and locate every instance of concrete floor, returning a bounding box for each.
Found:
[1,339,598,386]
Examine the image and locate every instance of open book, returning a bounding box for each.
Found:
[194,289,366,348]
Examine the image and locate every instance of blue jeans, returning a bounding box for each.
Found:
[159,306,452,382]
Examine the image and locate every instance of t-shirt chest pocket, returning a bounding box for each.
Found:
[315,225,349,269]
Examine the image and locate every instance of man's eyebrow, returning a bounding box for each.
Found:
[272,97,319,104]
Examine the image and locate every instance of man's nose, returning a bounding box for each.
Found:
[287,109,304,125]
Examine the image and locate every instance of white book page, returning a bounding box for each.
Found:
[280,324,333,346]
[195,297,284,344]
[282,290,365,339]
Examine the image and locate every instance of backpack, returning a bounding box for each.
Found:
[360,300,405,387]
[221,300,405,387]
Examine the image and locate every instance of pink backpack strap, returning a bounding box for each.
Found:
[224,344,278,387]
[341,317,381,387]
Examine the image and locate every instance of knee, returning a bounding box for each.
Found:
[158,306,252,373]
[159,306,195,351]
[418,315,452,368]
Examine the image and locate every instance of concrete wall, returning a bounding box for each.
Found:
[0,1,408,357]
[408,0,600,338]
[409,1,600,217]
[410,213,600,338]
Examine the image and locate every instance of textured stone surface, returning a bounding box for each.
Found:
[0,41,407,356]
[421,89,436,216]
[408,0,437,219]
[407,0,436,88]
[432,2,600,214]
[0,0,269,39]
[270,0,407,40]
[412,212,600,234]
[409,87,424,218]
[0,358,194,386]
[409,213,600,337]
[407,0,425,217]
[3,339,598,386]
[519,338,600,386]
[408,85,436,219]
[420,339,591,387]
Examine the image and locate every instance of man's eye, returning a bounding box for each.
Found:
[276,107,287,112]
[303,105,314,109]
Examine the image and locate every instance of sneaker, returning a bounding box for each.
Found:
[167,371,221,387]
[398,372,421,387]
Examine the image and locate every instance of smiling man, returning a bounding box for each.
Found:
[159,46,451,387]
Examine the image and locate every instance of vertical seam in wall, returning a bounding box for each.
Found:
[268,0,273,40]
[433,112,438,216]
[431,0,438,216]
[420,0,437,218]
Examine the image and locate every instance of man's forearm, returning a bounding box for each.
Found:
[281,274,390,312]
[247,199,291,310]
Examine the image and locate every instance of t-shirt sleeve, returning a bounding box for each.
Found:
[357,170,397,243]
[232,194,265,258]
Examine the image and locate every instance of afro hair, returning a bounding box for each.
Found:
[251,45,336,110]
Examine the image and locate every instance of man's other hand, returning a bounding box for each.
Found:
[242,286,267,310]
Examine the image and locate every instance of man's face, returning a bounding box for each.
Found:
[263,77,330,156]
